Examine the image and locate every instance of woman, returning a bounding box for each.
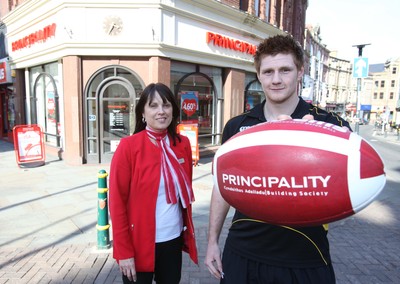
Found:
[109,83,198,284]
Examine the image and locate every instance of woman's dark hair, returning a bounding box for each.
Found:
[134,82,181,145]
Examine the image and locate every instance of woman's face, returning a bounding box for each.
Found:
[142,91,173,132]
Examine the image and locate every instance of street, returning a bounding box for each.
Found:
[328,124,400,283]
[0,124,399,283]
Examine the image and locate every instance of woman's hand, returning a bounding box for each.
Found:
[119,258,137,282]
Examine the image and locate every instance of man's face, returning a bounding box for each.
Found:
[257,53,303,104]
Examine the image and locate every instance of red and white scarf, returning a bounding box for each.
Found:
[146,127,194,208]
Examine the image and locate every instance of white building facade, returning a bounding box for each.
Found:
[2,0,286,164]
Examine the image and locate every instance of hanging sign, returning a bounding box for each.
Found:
[13,124,45,167]
[0,60,13,84]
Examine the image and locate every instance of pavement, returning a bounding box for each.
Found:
[0,127,399,284]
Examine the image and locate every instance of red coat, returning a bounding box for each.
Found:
[109,131,198,272]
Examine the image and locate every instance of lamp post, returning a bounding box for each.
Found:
[352,43,370,134]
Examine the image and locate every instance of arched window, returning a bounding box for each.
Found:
[30,62,61,147]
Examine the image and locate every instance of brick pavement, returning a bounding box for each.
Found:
[1,126,399,283]
[0,139,225,284]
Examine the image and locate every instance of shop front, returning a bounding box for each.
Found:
[81,60,223,164]
[3,1,279,164]
[0,58,16,142]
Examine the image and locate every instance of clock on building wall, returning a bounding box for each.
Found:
[103,16,123,36]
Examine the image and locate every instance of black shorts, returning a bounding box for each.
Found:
[221,246,336,284]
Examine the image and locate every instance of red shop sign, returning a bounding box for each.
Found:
[13,124,45,167]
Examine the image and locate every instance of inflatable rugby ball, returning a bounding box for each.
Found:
[213,119,386,226]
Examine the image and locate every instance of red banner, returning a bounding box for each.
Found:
[0,62,7,84]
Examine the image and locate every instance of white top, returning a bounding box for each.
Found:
[155,137,183,243]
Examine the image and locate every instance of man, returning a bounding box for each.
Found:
[204,35,350,284]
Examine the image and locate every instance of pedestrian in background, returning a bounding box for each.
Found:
[109,82,198,284]
[205,35,351,284]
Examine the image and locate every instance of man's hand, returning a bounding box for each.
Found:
[205,185,230,279]
[302,114,314,120]
[119,258,137,282]
[204,242,224,279]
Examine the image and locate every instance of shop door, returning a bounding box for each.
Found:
[86,79,135,164]
[0,89,5,138]
[0,88,15,140]
[100,80,135,164]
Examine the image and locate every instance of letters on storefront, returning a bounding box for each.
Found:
[12,23,57,52]
[206,31,256,55]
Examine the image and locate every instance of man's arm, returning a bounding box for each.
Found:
[204,184,231,279]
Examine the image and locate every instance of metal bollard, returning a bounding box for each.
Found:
[97,169,111,249]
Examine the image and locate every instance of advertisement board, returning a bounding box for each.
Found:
[13,124,45,167]
[177,123,199,166]
[0,61,13,84]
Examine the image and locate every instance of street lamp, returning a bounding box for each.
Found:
[352,43,371,134]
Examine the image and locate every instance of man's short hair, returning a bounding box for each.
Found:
[254,35,304,73]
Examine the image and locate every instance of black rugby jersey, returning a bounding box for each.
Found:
[222,97,351,268]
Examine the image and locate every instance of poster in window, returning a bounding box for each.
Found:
[46,91,57,135]
[109,104,127,131]
[180,91,199,124]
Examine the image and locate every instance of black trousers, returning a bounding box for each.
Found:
[220,246,336,284]
[122,235,183,284]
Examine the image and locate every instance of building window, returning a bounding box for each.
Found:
[373,92,377,99]
[379,92,384,99]
[380,80,385,87]
[391,80,395,87]
[254,0,260,16]
[244,73,264,111]
[265,0,271,21]
[240,0,249,11]
[171,61,222,147]
[393,67,397,74]
[390,92,394,99]
[30,62,61,148]
[375,81,379,87]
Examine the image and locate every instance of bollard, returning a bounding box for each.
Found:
[97,169,111,249]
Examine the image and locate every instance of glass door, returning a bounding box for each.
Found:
[86,79,135,164]
[99,81,133,163]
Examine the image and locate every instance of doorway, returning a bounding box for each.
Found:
[0,87,15,141]
[84,66,144,164]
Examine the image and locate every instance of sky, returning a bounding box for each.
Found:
[306,0,400,64]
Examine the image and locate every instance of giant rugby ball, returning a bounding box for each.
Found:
[213,119,386,226]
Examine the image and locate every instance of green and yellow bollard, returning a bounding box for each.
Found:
[97,169,111,249]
